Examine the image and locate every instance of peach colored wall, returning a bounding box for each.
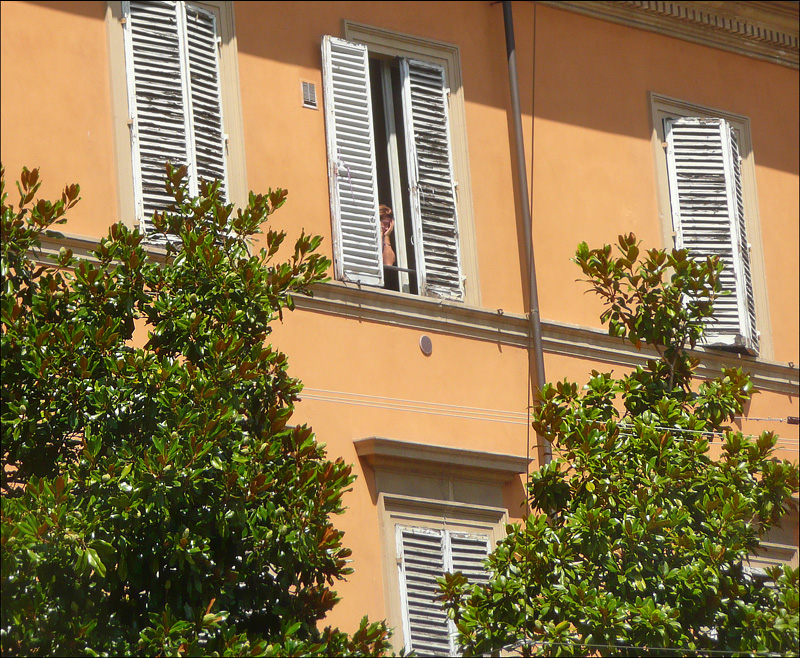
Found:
[515,3,799,364]
[3,2,796,360]
[267,311,533,629]
[0,2,117,237]
[1,0,797,640]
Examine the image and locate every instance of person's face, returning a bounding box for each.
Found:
[381,214,392,230]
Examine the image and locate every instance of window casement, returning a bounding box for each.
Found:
[108,1,245,238]
[652,95,770,358]
[663,117,758,353]
[121,0,227,239]
[321,32,472,303]
[354,438,524,655]
[397,525,490,656]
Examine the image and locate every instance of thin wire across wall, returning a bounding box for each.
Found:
[300,388,799,446]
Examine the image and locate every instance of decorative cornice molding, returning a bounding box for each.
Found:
[294,281,800,396]
[354,437,531,483]
[541,317,800,396]
[541,1,799,69]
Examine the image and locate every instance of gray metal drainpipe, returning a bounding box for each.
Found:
[502,1,551,465]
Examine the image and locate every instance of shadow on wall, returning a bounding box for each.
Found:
[26,0,798,177]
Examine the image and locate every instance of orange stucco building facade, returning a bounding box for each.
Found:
[2,1,798,652]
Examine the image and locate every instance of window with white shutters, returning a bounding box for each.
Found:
[122,0,228,239]
[322,34,466,301]
[397,526,490,656]
[664,117,758,354]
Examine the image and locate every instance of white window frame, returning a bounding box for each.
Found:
[323,22,480,306]
[650,93,772,359]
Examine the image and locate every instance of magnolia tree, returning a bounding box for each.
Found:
[1,164,392,656]
[439,234,799,657]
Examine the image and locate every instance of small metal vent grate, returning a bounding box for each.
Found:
[301,80,317,109]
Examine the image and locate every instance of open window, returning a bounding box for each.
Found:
[321,30,476,303]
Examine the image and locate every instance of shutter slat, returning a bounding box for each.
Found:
[450,533,491,586]
[664,117,758,353]
[322,36,383,287]
[401,59,464,301]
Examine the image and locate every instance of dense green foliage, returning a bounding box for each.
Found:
[440,234,799,657]
[1,164,392,656]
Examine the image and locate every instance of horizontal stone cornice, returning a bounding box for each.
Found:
[354,437,531,483]
[32,234,800,396]
[541,0,799,69]
[295,281,799,396]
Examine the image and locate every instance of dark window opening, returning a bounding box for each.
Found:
[369,56,418,295]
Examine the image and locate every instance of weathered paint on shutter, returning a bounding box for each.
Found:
[449,532,490,585]
[397,527,451,656]
[124,2,227,239]
[726,129,758,352]
[397,527,491,656]
[400,58,464,301]
[664,117,758,354]
[321,36,383,287]
[184,4,228,199]
[124,1,190,236]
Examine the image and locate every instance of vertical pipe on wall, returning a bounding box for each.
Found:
[502,1,551,465]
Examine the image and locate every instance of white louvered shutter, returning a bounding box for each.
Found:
[397,526,490,656]
[664,117,758,354]
[321,36,383,287]
[123,1,227,238]
[397,527,451,656]
[124,1,190,236]
[184,4,227,199]
[400,58,465,301]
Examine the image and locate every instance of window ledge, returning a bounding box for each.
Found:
[32,231,170,263]
[31,237,799,396]
[297,281,800,396]
[298,279,530,345]
[354,437,531,484]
